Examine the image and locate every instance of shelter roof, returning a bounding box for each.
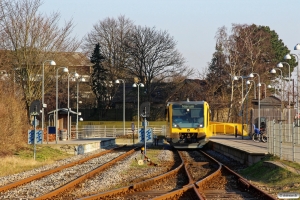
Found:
[48,108,78,115]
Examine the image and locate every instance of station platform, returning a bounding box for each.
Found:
[42,138,116,155]
[207,134,268,166]
[41,135,269,166]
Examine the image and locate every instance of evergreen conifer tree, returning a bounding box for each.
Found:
[90,43,108,119]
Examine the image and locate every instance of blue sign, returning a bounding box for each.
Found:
[138,128,153,143]
[28,130,43,144]
[48,126,56,134]
[77,145,84,155]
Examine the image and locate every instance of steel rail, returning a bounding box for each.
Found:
[195,150,276,200]
[78,150,205,200]
[35,146,139,200]
[78,151,184,200]
[150,150,220,200]
[76,149,275,200]
[0,145,127,193]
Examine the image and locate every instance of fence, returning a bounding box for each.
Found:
[267,120,300,162]
[70,125,166,139]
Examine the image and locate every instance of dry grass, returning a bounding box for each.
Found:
[0,81,29,157]
[0,156,44,176]
[0,145,72,177]
[241,155,300,194]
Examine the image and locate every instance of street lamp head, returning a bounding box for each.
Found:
[233,76,238,81]
[267,85,272,89]
[294,43,300,50]
[115,79,120,84]
[80,77,86,82]
[284,54,292,60]
[277,62,283,68]
[246,80,251,84]
[79,117,83,121]
[50,60,56,66]
[63,67,69,73]
[140,83,144,87]
[74,72,79,79]
[249,73,254,78]
[257,83,261,87]
[270,68,276,74]
[132,83,137,87]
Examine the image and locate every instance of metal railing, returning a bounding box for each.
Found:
[267,120,300,162]
[70,125,166,139]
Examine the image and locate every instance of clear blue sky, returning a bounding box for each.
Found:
[40,0,300,76]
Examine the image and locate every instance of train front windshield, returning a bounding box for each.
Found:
[172,104,204,128]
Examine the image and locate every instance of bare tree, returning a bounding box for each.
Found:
[208,23,292,123]
[0,0,81,118]
[124,25,192,101]
[83,15,134,81]
[83,15,134,114]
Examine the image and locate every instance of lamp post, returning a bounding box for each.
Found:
[277,61,292,106]
[42,60,56,144]
[259,82,267,98]
[76,76,85,139]
[285,49,299,125]
[295,44,300,119]
[249,73,261,129]
[278,62,292,136]
[68,72,79,140]
[132,82,144,140]
[270,68,283,102]
[115,79,125,135]
[56,67,69,144]
[233,76,247,139]
[246,80,257,99]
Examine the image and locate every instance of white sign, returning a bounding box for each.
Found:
[28,130,43,144]
[138,128,153,143]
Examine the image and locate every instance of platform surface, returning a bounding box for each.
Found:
[208,134,268,154]
[44,138,113,145]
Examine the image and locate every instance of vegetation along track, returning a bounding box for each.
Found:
[0,145,136,199]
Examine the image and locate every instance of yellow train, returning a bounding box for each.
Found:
[165,100,211,148]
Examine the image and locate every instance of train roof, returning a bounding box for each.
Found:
[167,101,206,106]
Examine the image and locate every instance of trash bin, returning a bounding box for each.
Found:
[60,130,67,141]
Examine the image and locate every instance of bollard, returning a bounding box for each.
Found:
[235,126,237,138]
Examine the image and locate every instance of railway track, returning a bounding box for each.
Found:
[77,149,276,200]
[0,145,136,199]
[154,150,276,200]
[76,150,217,199]
[0,146,277,199]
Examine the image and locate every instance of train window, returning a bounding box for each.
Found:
[171,105,204,128]
[191,109,203,118]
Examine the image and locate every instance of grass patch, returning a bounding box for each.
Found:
[240,155,300,193]
[0,145,72,177]
[130,149,161,168]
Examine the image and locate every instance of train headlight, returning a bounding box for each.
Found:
[198,124,203,128]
